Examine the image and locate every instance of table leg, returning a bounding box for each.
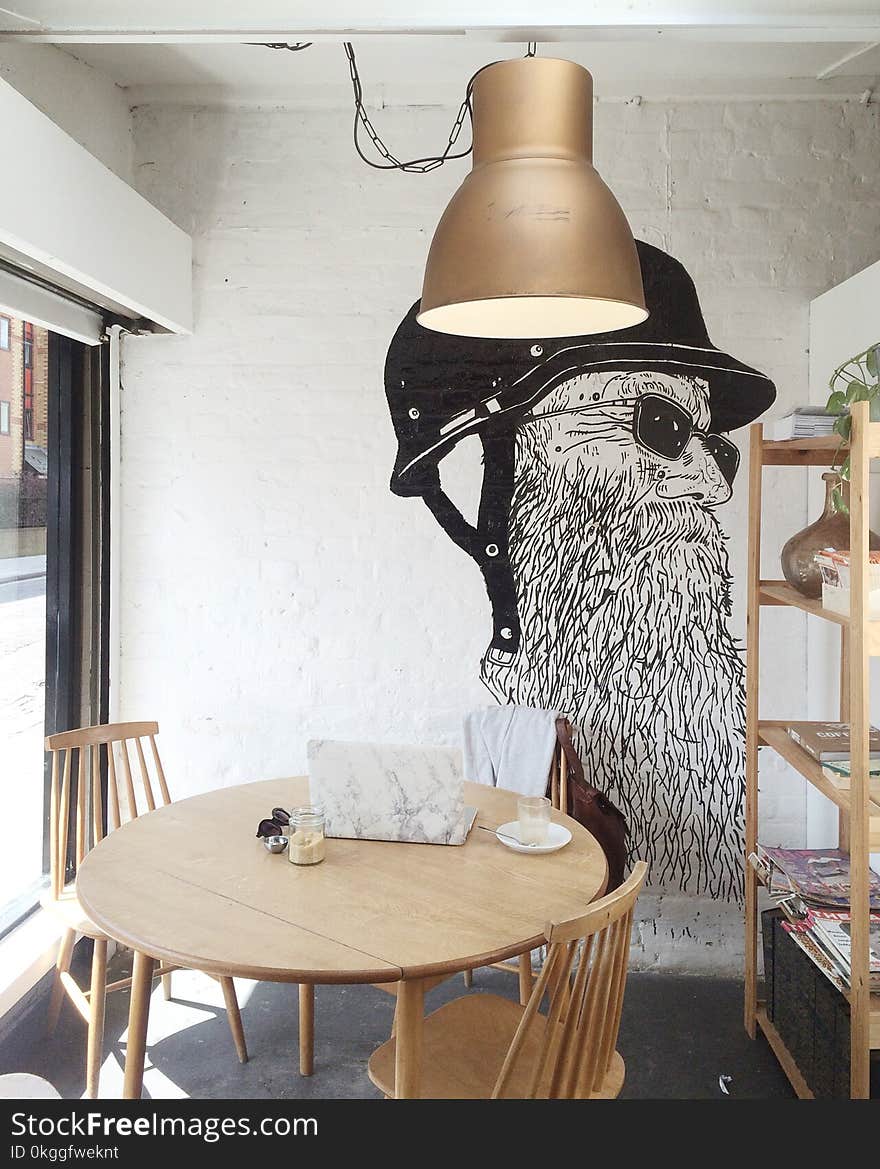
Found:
[518,952,532,1005]
[393,978,425,1099]
[123,951,155,1100]
[299,984,314,1076]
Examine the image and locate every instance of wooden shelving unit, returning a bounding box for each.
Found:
[745,403,878,1099]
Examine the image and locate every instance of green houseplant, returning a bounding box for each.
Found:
[825,342,880,511]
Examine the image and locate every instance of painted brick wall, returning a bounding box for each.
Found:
[121,97,880,970]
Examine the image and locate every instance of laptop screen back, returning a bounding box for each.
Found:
[307,740,465,844]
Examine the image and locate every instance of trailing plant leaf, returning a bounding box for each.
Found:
[825,342,880,505]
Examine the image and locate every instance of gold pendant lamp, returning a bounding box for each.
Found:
[418,57,647,339]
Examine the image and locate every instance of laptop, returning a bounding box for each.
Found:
[307,739,478,845]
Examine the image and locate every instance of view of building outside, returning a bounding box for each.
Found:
[0,312,50,926]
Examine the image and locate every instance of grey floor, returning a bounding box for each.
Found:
[0,947,794,1099]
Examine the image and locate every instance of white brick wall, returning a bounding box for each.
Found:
[121,97,880,970]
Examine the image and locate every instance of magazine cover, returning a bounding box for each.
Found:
[760,846,880,909]
[808,910,880,986]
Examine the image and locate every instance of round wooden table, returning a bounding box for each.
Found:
[76,777,607,1098]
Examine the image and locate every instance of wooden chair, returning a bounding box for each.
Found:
[43,721,248,1098]
[368,861,647,1099]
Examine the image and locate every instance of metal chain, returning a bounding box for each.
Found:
[344,42,474,173]
[252,40,540,174]
[253,42,313,52]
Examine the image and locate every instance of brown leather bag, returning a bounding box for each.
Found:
[553,717,629,891]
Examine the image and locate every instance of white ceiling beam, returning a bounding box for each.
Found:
[1,2,879,42]
[0,78,192,333]
[5,28,880,45]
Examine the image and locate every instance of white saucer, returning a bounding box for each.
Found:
[495,821,572,854]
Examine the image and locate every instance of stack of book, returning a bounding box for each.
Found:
[784,722,880,797]
[750,846,880,993]
[769,407,841,441]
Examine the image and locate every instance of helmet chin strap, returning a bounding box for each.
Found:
[419,429,521,655]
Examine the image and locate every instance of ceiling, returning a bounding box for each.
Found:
[57,40,880,105]
[1,3,879,103]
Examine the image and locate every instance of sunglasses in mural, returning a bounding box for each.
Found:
[525,392,741,488]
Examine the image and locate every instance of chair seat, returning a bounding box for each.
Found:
[367,992,625,1099]
[41,886,109,941]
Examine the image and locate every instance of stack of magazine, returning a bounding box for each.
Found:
[768,407,840,441]
[751,846,880,993]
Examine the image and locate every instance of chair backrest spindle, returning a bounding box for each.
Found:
[106,745,121,831]
[91,744,103,847]
[134,737,156,812]
[492,861,648,1100]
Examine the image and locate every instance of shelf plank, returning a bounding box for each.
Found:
[761,423,880,465]
[759,581,849,626]
[762,436,847,466]
[757,724,880,849]
[755,1007,815,1098]
[759,724,849,810]
[759,581,880,654]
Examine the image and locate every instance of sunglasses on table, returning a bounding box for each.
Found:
[527,391,741,488]
[256,807,291,838]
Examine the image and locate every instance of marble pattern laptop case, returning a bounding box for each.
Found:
[307,740,468,844]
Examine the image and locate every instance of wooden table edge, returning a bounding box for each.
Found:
[74,882,405,986]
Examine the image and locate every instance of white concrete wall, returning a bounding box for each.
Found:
[0,43,133,182]
[119,96,880,970]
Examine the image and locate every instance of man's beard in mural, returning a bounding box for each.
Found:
[480,371,745,902]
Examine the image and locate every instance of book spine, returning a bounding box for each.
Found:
[789,729,819,761]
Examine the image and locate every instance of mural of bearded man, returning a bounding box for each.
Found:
[385,241,775,901]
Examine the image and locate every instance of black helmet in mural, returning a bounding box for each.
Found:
[384,239,776,655]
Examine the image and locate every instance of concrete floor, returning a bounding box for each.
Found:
[0,946,794,1100]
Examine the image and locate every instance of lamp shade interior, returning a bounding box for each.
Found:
[416,295,649,339]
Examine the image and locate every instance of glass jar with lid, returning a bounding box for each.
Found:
[287,806,326,865]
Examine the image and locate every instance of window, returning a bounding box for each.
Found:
[0,314,108,936]
[0,316,9,350]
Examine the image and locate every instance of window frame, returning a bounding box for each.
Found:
[0,400,8,436]
[0,314,10,350]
